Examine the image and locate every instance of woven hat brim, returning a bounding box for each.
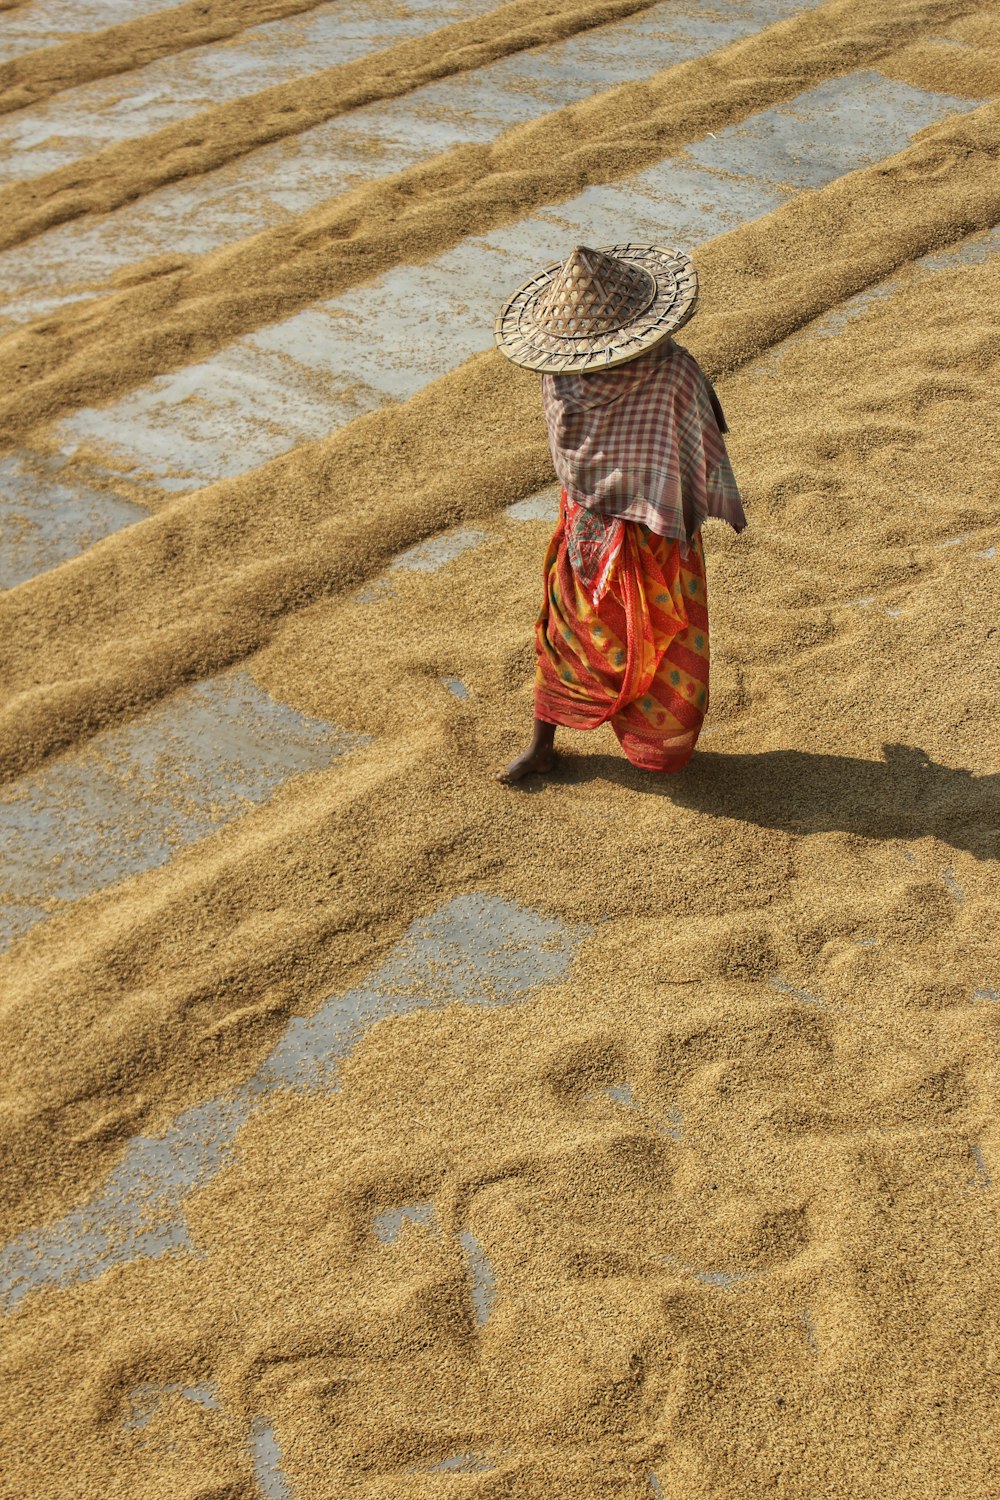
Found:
[494,244,698,374]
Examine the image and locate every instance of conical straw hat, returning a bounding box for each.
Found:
[494,243,697,374]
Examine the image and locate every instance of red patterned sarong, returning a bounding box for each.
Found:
[533,491,709,772]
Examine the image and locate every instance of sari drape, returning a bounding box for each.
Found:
[533,490,709,772]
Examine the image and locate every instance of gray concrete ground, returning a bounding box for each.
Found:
[3,71,979,588]
[0,0,172,62]
[0,894,584,1484]
[0,671,367,949]
[0,9,996,1490]
[0,0,805,331]
[0,0,499,180]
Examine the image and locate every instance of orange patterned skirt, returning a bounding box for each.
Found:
[533,491,710,772]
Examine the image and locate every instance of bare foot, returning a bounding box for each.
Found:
[496,745,556,784]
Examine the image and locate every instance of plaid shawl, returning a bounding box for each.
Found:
[541,338,747,547]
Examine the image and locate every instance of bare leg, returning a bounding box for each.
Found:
[496,718,557,784]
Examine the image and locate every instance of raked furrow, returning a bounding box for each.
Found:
[0,0,501,182]
[0,70,979,589]
[0,0,803,313]
[0,0,188,64]
[3,210,998,952]
[0,0,337,107]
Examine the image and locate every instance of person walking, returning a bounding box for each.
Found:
[494,243,746,784]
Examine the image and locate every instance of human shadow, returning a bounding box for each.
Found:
[554,743,999,859]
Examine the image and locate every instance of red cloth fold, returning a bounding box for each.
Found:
[534,491,710,773]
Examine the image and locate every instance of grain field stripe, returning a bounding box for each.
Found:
[0,0,675,249]
[0,0,501,187]
[0,93,998,782]
[0,0,333,110]
[0,0,981,444]
[37,73,975,505]
[0,0,802,334]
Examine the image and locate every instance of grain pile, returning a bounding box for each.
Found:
[0,0,998,1496]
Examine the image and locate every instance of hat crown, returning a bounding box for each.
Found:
[494,241,698,373]
[532,245,656,339]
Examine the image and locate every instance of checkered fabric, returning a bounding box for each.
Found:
[541,338,747,545]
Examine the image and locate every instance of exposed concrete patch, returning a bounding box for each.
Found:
[251,1417,293,1500]
[759,221,1000,373]
[355,579,396,603]
[11,71,974,587]
[506,488,560,522]
[354,529,490,604]
[969,1145,991,1189]
[599,1082,683,1140]
[258,893,580,1088]
[0,453,148,588]
[426,1451,494,1473]
[686,71,968,190]
[373,1202,437,1243]
[0,670,365,951]
[692,1267,755,1289]
[685,1264,752,1290]
[919,224,1000,270]
[124,1380,222,1430]
[661,1251,755,1290]
[0,895,583,1308]
[0,0,500,182]
[122,1381,292,1494]
[353,529,492,604]
[458,1228,496,1325]
[769,974,828,1007]
[390,529,490,572]
[0,0,170,64]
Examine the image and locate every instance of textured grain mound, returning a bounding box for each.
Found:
[0,0,984,438]
[0,0,330,113]
[0,2,997,1497]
